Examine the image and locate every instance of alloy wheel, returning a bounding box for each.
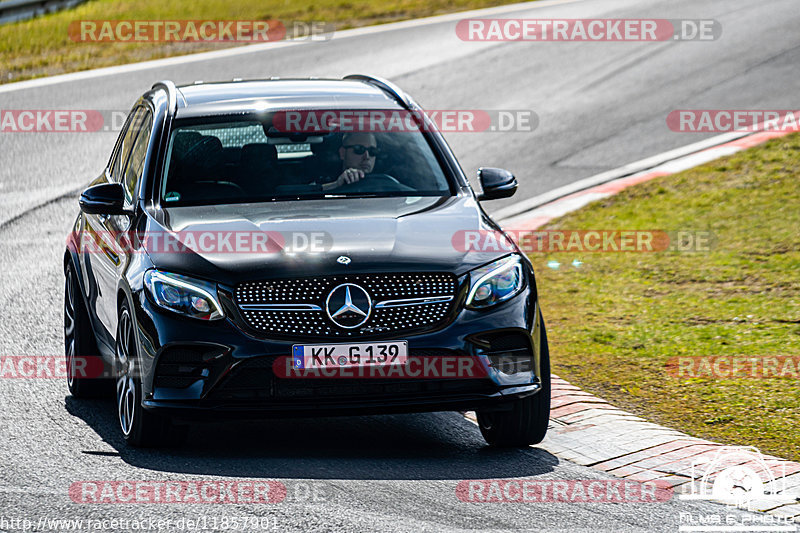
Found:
[115,310,137,437]
[64,268,77,389]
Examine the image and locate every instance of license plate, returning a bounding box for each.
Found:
[291,341,408,369]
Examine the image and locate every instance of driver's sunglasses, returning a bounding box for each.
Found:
[344,144,380,157]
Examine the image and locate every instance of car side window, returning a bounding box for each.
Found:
[121,111,154,203]
[106,113,132,179]
[110,107,145,182]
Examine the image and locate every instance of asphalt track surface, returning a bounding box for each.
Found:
[1,0,798,530]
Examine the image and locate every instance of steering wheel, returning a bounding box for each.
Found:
[334,173,415,193]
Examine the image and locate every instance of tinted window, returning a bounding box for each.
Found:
[107,113,132,179]
[110,107,145,182]
[160,113,452,206]
[122,112,153,202]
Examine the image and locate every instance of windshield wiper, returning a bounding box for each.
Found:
[322,193,395,199]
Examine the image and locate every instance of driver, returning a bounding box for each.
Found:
[321,132,379,191]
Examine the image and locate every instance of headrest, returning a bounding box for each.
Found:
[241,143,278,165]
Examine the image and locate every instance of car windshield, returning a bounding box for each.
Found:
[160,112,452,206]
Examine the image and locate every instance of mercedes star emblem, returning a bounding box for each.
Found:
[325,283,371,329]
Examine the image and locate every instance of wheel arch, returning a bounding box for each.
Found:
[115,279,156,398]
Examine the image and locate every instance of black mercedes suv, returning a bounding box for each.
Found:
[63,75,550,447]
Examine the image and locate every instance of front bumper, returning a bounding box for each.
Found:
[131,281,542,419]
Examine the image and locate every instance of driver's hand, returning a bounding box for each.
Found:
[335,168,365,187]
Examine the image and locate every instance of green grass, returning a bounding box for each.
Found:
[0,0,523,84]
[533,133,800,461]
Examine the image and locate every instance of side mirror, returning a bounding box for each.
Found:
[477,167,517,201]
[79,183,128,215]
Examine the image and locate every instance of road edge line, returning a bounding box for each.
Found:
[0,0,580,94]
[495,129,792,228]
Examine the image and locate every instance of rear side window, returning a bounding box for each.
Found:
[122,112,154,202]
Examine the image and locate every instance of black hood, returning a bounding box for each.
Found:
[145,194,511,285]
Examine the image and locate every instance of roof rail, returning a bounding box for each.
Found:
[343,74,412,109]
[151,80,178,115]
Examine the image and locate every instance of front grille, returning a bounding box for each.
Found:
[235,273,459,338]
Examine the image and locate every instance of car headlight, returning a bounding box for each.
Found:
[143,270,224,320]
[466,255,525,309]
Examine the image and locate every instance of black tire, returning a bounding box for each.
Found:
[64,262,112,398]
[476,315,551,447]
[115,300,182,447]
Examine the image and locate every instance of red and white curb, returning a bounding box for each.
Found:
[466,375,800,516]
[472,127,800,519]
[542,377,800,517]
